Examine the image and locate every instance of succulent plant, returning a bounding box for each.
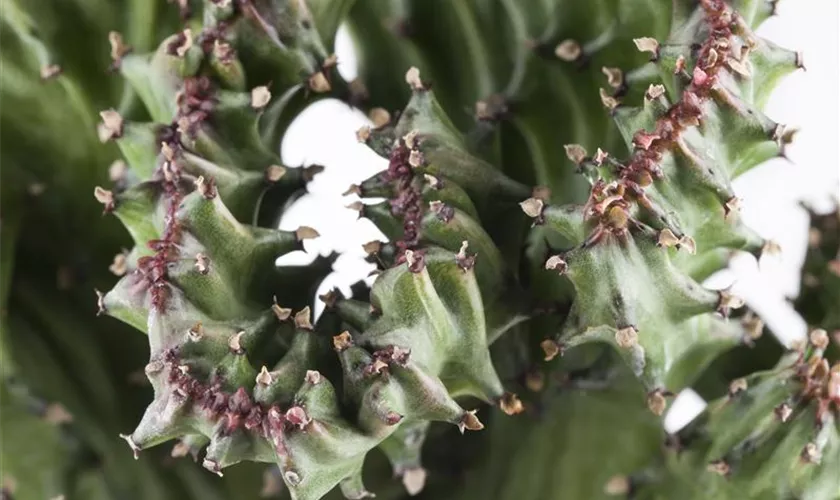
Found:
[1,1,837,500]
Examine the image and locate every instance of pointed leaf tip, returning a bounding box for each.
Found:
[203,458,224,477]
[272,303,292,321]
[256,366,273,386]
[294,307,313,330]
[119,433,141,459]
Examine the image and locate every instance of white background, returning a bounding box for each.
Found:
[278,1,840,432]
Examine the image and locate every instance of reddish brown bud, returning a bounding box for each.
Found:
[499,393,524,415]
[285,406,311,430]
[458,410,484,433]
[333,331,353,352]
[203,458,223,477]
[356,126,371,143]
[717,291,745,317]
[541,339,562,361]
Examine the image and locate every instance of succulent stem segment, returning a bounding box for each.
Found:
[94,4,524,500]
[518,0,800,408]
